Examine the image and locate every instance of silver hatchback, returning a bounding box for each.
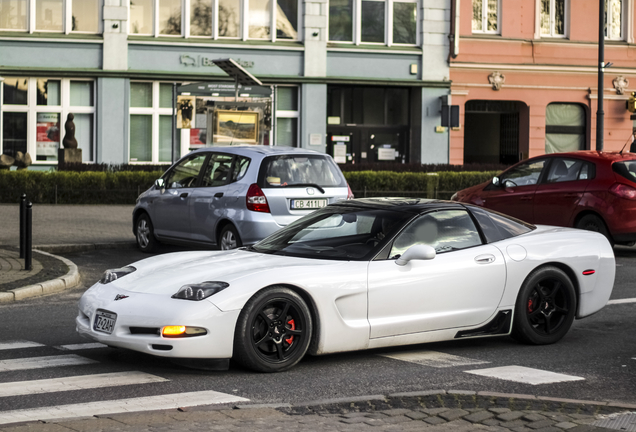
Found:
[133,146,352,252]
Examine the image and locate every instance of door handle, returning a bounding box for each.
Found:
[214,192,224,198]
[564,193,579,198]
[179,193,189,199]
[520,196,533,201]
[475,254,495,264]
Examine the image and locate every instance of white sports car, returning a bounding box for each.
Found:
[77,198,615,372]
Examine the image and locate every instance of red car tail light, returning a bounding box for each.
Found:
[609,183,636,200]
[246,183,270,212]
[347,184,354,200]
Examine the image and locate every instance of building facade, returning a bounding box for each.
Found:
[0,0,452,169]
[450,0,636,165]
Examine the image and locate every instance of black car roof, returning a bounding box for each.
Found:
[332,197,466,213]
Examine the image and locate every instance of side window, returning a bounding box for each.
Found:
[164,154,207,189]
[501,159,546,187]
[546,158,586,183]
[230,156,251,183]
[389,210,482,258]
[469,206,534,243]
[578,162,595,180]
[201,154,234,187]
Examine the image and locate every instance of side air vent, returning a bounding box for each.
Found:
[454,310,512,339]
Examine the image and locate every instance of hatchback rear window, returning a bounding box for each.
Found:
[612,161,636,184]
[258,155,346,188]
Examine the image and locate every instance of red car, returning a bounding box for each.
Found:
[452,151,636,246]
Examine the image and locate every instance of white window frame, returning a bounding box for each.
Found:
[605,0,626,40]
[0,0,102,34]
[274,85,300,147]
[129,81,176,164]
[472,0,500,35]
[539,0,568,38]
[327,0,420,46]
[0,77,97,164]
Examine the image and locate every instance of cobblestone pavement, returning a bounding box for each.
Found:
[0,204,135,247]
[0,393,626,432]
[0,248,42,285]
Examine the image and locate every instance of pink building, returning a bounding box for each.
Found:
[450,0,636,165]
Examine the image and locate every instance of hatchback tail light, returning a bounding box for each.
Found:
[246,183,270,212]
[347,184,354,200]
[609,183,636,200]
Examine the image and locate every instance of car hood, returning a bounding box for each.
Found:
[455,180,490,204]
[105,250,335,296]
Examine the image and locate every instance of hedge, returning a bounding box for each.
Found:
[0,170,163,204]
[0,170,497,204]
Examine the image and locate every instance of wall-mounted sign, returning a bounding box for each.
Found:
[378,148,396,161]
[333,143,347,164]
[331,135,350,142]
[180,55,254,69]
[309,133,322,145]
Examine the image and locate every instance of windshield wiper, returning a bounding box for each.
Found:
[279,183,325,194]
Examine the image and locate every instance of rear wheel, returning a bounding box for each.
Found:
[233,287,312,372]
[219,224,242,250]
[135,213,159,253]
[512,266,576,345]
[576,214,614,246]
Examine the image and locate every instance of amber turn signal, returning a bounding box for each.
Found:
[162,325,186,336]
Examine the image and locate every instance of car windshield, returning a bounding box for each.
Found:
[612,160,636,184]
[258,155,346,188]
[250,206,413,260]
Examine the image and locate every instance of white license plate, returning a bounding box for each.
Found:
[93,310,117,334]
[290,199,328,210]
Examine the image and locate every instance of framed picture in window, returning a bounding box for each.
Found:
[214,110,259,144]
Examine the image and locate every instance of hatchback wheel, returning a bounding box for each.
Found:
[575,214,613,246]
[136,213,159,253]
[220,224,242,250]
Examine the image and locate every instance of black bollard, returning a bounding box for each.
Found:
[24,201,32,271]
[19,194,26,258]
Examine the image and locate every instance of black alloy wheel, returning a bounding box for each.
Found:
[512,266,576,345]
[233,287,312,372]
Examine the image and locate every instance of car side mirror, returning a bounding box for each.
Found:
[492,176,501,186]
[395,245,436,266]
[155,178,165,189]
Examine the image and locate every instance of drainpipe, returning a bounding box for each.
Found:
[596,0,605,151]
[449,0,460,60]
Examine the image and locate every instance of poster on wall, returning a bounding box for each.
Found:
[177,95,196,129]
[36,113,60,157]
[214,110,259,143]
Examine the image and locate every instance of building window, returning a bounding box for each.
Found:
[540,0,565,37]
[328,0,418,46]
[545,103,586,153]
[129,81,179,163]
[605,0,623,40]
[0,0,101,33]
[275,86,299,147]
[131,0,298,40]
[1,77,96,163]
[472,0,499,34]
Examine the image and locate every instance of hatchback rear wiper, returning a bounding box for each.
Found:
[279,183,325,194]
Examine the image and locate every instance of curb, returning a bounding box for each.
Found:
[233,390,636,411]
[0,250,81,304]
[34,242,137,254]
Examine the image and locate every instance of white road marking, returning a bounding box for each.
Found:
[465,365,585,385]
[0,390,249,425]
[0,372,167,398]
[380,350,490,368]
[0,341,45,351]
[0,355,97,372]
[55,343,108,351]
[607,298,636,305]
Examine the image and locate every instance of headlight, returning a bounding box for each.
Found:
[100,266,136,284]
[450,192,458,201]
[172,281,229,301]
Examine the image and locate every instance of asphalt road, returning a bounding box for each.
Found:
[0,244,634,418]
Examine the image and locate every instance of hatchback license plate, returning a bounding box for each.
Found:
[290,199,327,210]
[93,310,117,334]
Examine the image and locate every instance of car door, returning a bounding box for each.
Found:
[189,153,235,244]
[367,209,506,339]
[533,158,593,227]
[483,158,548,223]
[152,153,207,240]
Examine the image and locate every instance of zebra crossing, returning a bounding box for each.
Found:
[0,339,248,426]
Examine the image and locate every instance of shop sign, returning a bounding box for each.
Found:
[180,55,254,69]
[36,113,60,157]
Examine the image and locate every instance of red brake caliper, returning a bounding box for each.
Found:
[285,319,295,345]
[527,298,533,313]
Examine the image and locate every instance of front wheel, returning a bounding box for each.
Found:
[512,266,576,345]
[135,213,159,253]
[219,224,242,250]
[233,287,312,372]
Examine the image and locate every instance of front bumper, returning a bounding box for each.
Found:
[76,284,240,359]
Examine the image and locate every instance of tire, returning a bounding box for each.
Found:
[576,214,614,246]
[219,224,242,250]
[135,213,159,253]
[233,287,313,372]
[511,266,577,345]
